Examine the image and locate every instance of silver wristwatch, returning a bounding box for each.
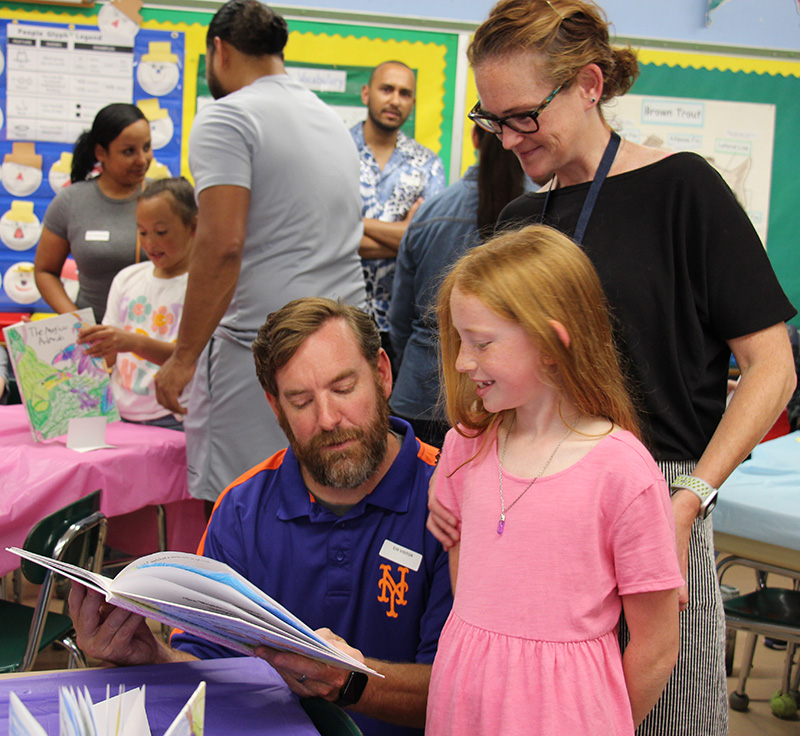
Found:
[670,474,718,518]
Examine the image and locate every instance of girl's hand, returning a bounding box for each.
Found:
[78,324,133,359]
[426,498,460,550]
[426,469,461,550]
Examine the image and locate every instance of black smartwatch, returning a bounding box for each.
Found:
[335,671,368,707]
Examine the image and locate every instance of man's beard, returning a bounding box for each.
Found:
[367,107,404,134]
[206,59,227,100]
[277,382,391,490]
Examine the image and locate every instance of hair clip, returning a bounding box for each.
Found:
[546,0,566,21]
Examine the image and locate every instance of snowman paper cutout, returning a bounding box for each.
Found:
[0,201,41,251]
[60,257,79,302]
[49,152,73,194]
[3,261,40,305]
[2,143,43,197]
[98,0,142,42]
[146,157,172,180]
[137,42,180,97]
[138,98,174,150]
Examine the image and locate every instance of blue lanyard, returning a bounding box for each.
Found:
[542,130,620,245]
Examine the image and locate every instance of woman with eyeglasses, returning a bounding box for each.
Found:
[427,1,796,735]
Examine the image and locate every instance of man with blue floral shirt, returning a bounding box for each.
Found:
[351,61,445,364]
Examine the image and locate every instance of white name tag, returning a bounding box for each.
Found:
[85,230,110,241]
[379,540,422,572]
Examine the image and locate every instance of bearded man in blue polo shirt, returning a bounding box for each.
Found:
[69,297,452,736]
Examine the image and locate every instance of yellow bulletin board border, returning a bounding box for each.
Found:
[635,47,800,78]
[0,4,460,180]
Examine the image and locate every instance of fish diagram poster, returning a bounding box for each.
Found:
[604,94,775,247]
[0,18,185,312]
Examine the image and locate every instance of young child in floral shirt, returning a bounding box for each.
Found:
[78,177,196,430]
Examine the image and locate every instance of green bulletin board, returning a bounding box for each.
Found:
[190,16,458,177]
[630,57,800,315]
[197,58,420,143]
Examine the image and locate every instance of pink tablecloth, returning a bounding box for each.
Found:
[0,405,207,577]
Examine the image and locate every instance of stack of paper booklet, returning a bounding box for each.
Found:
[9,681,205,736]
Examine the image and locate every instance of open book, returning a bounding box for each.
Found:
[8,548,379,678]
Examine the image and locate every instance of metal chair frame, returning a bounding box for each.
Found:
[1,491,108,672]
[717,555,800,718]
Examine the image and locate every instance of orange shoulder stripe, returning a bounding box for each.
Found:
[416,438,440,467]
[196,448,288,556]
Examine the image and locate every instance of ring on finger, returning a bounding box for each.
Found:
[297,674,308,684]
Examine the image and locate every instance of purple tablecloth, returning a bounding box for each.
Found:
[0,656,318,735]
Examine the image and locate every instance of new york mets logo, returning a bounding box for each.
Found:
[377,563,409,618]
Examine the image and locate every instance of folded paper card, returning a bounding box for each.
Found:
[9,682,205,736]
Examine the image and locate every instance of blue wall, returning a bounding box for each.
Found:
[288,0,800,53]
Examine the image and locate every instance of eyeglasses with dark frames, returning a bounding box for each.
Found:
[468,85,563,135]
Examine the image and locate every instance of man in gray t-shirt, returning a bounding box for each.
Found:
[154,0,365,502]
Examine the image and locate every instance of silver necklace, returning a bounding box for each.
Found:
[497,415,573,535]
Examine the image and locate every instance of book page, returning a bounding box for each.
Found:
[116,591,373,673]
[8,692,47,736]
[118,567,320,645]
[163,682,205,736]
[6,547,381,677]
[119,576,317,647]
[118,552,319,641]
[9,547,112,597]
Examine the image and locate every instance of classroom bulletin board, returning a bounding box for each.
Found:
[0,0,797,320]
[0,0,460,312]
[629,49,800,316]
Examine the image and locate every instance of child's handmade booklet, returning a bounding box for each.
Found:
[8,548,380,677]
[2,309,118,441]
[9,681,205,736]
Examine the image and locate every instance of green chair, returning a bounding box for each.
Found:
[717,555,800,719]
[0,490,107,673]
[301,697,364,736]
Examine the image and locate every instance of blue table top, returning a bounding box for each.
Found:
[716,431,800,553]
[0,657,318,736]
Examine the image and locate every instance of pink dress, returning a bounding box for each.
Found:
[426,428,683,736]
